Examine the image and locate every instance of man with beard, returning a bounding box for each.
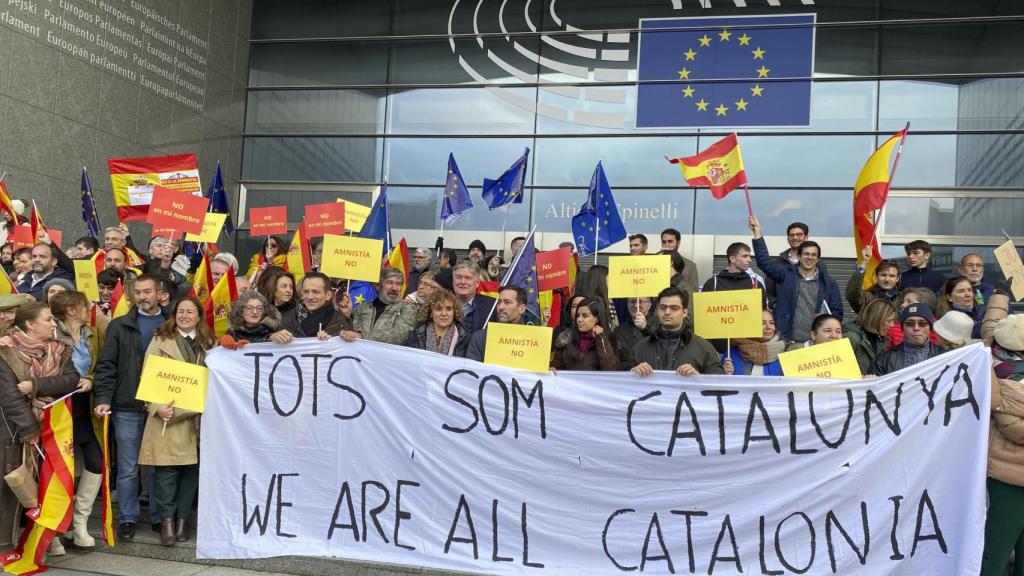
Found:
[342,268,417,345]
[271,272,339,341]
[466,285,527,362]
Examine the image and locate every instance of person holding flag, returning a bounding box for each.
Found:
[342,268,417,345]
[482,148,529,211]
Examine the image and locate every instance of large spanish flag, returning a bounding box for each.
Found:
[667,133,747,199]
[854,128,908,288]
[205,272,237,337]
[285,219,310,283]
[190,250,214,304]
[387,238,410,298]
[109,281,130,319]
[108,153,201,222]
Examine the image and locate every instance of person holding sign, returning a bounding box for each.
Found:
[342,268,416,345]
[552,296,620,371]
[466,286,528,362]
[404,289,470,358]
[245,236,287,284]
[631,287,723,377]
[870,303,944,376]
[138,297,214,546]
[722,310,785,377]
[613,296,653,369]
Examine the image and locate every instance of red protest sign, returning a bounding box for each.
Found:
[304,202,345,237]
[249,206,288,236]
[48,229,62,248]
[150,225,177,238]
[146,185,206,235]
[536,247,572,291]
[9,226,32,250]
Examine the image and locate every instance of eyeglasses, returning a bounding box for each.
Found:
[244,305,264,313]
[658,304,684,313]
[903,320,930,328]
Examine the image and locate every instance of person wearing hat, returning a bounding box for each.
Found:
[0,294,31,325]
[870,302,945,376]
[981,314,1024,576]
[42,277,76,304]
[467,240,486,265]
[932,310,976,350]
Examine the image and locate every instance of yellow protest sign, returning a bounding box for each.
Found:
[484,323,553,374]
[994,238,1024,302]
[778,338,861,380]
[185,212,227,243]
[337,199,372,234]
[73,260,100,301]
[320,234,383,282]
[607,255,671,298]
[692,289,763,340]
[136,354,209,413]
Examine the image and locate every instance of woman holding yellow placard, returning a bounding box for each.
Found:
[552,297,620,371]
[138,297,214,547]
[723,309,784,376]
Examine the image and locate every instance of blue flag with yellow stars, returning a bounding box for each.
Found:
[501,232,541,325]
[571,162,627,257]
[636,14,815,128]
[482,148,529,210]
[348,281,377,307]
[441,153,473,225]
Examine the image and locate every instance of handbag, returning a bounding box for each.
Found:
[0,407,38,509]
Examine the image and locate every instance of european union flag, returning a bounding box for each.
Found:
[636,14,815,128]
[361,182,391,255]
[206,161,234,237]
[502,232,540,325]
[571,162,627,257]
[80,167,102,239]
[482,148,529,210]
[348,280,377,307]
[441,153,473,225]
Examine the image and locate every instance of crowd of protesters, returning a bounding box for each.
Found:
[0,204,1019,575]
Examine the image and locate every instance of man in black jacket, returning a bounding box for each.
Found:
[632,286,724,377]
[93,274,168,540]
[871,303,944,376]
[452,261,495,337]
[701,242,767,352]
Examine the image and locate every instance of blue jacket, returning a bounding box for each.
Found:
[721,347,783,376]
[898,267,946,294]
[753,237,843,342]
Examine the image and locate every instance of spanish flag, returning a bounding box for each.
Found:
[0,267,16,297]
[667,133,747,199]
[110,281,130,319]
[205,272,237,337]
[0,181,17,225]
[285,219,310,283]
[387,238,410,298]
[91,250,105,275]
[190,251,214,304]
[2,396,75,575]
[854,128,908,288]
[29,200,46,242]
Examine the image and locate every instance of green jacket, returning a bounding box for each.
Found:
[352,301,417,345]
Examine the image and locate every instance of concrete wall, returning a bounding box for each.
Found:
[0,0,250,240]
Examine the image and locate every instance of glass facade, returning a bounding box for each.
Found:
[241,0,1024,267]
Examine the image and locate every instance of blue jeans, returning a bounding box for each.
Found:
[113,411,159,524]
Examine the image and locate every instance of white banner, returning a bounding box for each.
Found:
[198,340,991,575]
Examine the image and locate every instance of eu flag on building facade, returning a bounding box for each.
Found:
[636,14,815,128]
[482,148,529,210]
[441,153,473,224]
[571,162,627,257]
[502,232,541,325]
[80,167,102,239]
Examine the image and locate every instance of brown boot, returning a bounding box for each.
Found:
[159,519,176,546]
[174,519,189,542]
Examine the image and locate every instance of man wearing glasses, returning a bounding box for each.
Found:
[871,303,944,376]
[631,286,724,377]
[958,253,995,318]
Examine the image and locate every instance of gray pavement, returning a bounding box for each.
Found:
[46,550,292,576]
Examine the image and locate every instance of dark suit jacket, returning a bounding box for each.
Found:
[462,294,496,336]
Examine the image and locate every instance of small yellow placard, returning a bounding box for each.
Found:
[995,238,1024,302]
[692,289,763,340]
[337,199,372,234]
[185,212,227,243]
[484,323,553,374]
[778,338,861,380]
[320,234,383,282]
[607,255,671,298]
[136,354,209,413]
[73,260,100,301]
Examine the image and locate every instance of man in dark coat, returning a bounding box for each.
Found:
[898,240,946,294]
[272,272,339,341]
[871,303,945,376]
[452,261,495,337]
[466,285,526,362]
[632,286,724,376]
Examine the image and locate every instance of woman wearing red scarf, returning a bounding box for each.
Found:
[552,297,620,371]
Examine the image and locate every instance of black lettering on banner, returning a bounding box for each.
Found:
[627,391,665,456]
[328,356,365,420]
[640,513,673,574]
[327,482,359,541]
[758,516,783,575]
[701,390,738,455]
[863,384,903,444]
[911,490,948,556]
[479,375,510,435]
[270,355,303,417]
[667,392,706,457]
[491,500,513,563]
[241,473,273,535]
[709,514,742,574]
[394,480,420,551]
[274,473,299,538]
[442,370,480,434]
[810,389,853,449]
[944,363,980,425]
[670,510,708,574]
[917,364,951,425]
[825,501,870,572]
[444,495,479,559]
[512,379,546,439]
[601,508,638,571]
[787,391,817,455]
[742,392,780,454]
[521,502,544,568]
[300,353,330,416]
[774,512,815,574]
[889,495,905,560]
[245,352,274,414]
[360,481,391,544]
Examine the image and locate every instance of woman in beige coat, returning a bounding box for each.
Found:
[138,297,214,546]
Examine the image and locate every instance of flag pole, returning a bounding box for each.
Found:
[593,206,600,266]
[437,219,445,258]
[868,122,910,251]
[483,225,537,330]
[743,185,755,219]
